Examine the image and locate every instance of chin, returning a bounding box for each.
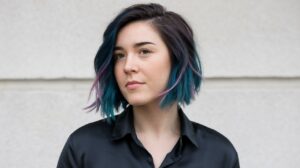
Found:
[125,96,151,106]
[127,100,147,106]
[122,92,160,107]
[126,97,162,107]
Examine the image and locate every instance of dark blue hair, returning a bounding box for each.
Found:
[85,3,202,122]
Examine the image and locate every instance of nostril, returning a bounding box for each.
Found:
[124,65,138,73]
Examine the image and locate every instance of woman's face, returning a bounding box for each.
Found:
[114,21,171,107]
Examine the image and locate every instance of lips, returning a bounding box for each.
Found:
[125,81,145,87]
[125,81,145,89]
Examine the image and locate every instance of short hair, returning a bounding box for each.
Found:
[85,3,202,121]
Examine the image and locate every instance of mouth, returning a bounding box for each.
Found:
[125,81,145,89]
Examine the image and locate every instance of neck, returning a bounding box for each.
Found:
[132,102,180,137]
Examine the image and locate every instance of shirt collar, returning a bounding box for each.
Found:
[111,105,134,140]
[111,105,199,148]
[178,106,199,148]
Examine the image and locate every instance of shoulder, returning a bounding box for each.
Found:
[192,121,239,158]
[71,119,110,138]
[57,118,121,167]
[65,117,118,149]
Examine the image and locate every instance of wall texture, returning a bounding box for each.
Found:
[0,0,299,167]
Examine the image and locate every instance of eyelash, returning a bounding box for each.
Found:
[114,53,125,60]
[114,49,152,60]
[139,49,152,55]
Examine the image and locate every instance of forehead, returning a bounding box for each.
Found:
[116,21,164,47]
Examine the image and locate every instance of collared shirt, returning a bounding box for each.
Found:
[57,105,239,168]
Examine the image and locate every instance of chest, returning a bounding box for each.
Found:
[139,136,180,168]
[79,136,232,168]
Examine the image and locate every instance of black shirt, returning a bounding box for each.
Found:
[57,105,240,168]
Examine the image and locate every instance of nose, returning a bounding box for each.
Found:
[123,54,138,74]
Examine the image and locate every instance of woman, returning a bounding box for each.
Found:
[57,3,239,168]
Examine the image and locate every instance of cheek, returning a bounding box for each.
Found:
[148,62,171,87]
[114,66,123,85]
[149,52,171,75]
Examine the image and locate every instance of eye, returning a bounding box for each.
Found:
[114,53,125,60]
[139,49,152,56]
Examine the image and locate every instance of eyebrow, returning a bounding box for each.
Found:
[114,41,155,51]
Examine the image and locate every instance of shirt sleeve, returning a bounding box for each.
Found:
[233,157,240,168]
[231,150,240,168]
[57,135,80,168]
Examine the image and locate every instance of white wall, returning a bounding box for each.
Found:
[0,0,299,167]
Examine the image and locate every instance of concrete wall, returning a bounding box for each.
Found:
[0,0,299,167]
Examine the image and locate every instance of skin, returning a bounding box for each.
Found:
[114,21,180,168]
